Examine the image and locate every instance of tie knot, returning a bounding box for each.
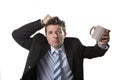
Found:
[52,50,61,58]
[54,50,60,55]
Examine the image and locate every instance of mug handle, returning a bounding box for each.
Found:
[90,26,95,35]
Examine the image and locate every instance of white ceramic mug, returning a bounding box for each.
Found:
[90,25,106,41]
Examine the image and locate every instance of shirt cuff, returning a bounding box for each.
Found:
[98,44,109,49]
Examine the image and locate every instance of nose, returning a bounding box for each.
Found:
[53,32,58,38]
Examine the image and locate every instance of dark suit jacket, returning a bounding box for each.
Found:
[12,20,109,80]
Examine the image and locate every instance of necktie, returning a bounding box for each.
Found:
[53,50,61,80]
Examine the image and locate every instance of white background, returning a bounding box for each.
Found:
[0,0,120,80]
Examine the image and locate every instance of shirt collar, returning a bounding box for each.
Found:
[50,45,64,55]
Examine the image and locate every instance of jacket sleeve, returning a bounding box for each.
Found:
[74,38,109,59]
[12,19,44,50]
[82,44,109,59]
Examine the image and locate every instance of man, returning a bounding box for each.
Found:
[12,15,110,80]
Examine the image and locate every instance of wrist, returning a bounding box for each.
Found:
[97,41,108,49]
[40,20,45,26]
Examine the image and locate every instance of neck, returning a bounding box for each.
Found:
[52,45,63,50]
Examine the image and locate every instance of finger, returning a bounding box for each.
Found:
[102,32,109,36]
[106,29,111,33]
[43,15,52,24]
[102,30,110,36]
[101,36,110,41]
[98,40,108,45]
[101,36,109,39]
[101,39,109,43]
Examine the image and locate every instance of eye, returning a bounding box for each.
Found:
[57,30,62,34]
[47,31,53,34]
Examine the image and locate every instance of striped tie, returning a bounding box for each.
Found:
[54,50,61,80]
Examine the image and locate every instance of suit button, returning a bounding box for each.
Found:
[28,66,31,69]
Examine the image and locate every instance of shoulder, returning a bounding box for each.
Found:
[64,37,80,42]
[33,33,47,43]
[33,33,46,39]
[64,37,82,45]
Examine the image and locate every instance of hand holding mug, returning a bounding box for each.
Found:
[90,25,110,45]
[98,29,110,45]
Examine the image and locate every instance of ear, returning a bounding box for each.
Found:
[64,31,67,37]
[44,31,47,36]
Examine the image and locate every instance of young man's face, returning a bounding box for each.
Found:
[45,25,66,49]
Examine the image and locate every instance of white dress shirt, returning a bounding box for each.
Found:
[36,45,73,80]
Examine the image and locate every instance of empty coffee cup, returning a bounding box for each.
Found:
[90,25,107,41]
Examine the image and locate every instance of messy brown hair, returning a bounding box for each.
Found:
[45,17,66,32]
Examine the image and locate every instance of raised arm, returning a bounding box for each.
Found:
[12,19,44,50]
[12,15,52,50]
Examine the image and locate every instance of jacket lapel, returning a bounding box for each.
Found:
[64,39,74,70]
